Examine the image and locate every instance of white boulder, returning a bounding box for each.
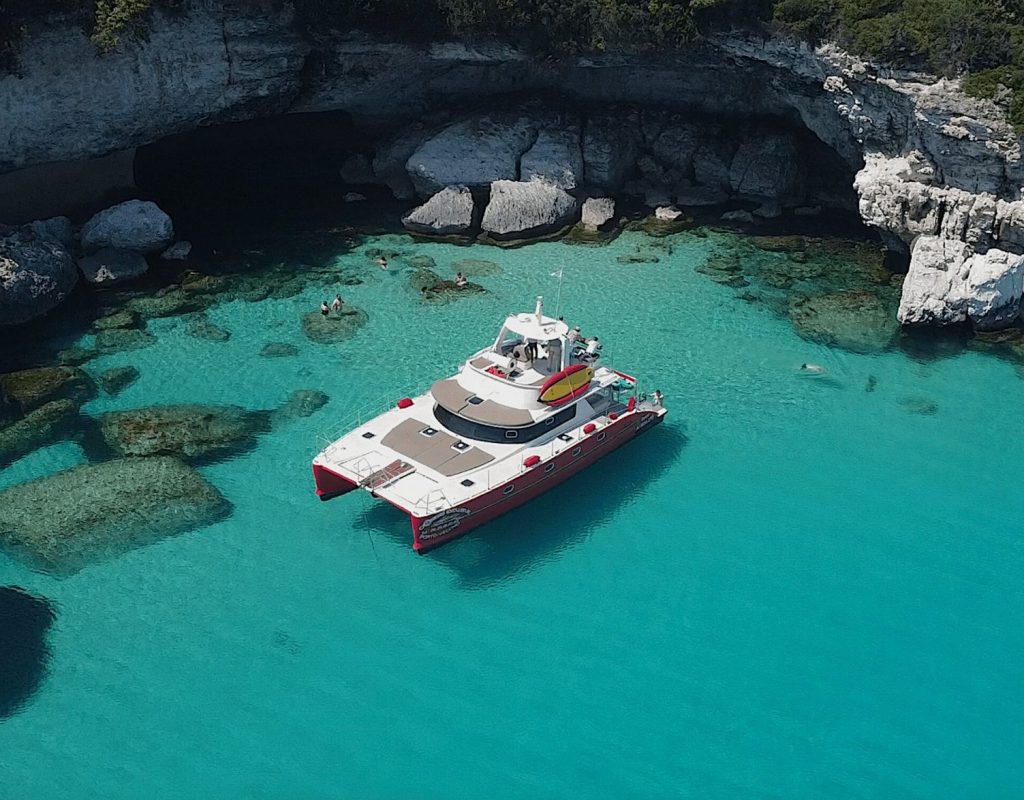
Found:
[899,235,1024,329]
[481,180,577,238]
[581,197,615,231]
[655,205,683,221]
[77,248,148,285]
[402,185,476,235]
[406,115,536,196]
[80,200,174,253]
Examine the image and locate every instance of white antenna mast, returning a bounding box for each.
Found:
[552,267,565,320]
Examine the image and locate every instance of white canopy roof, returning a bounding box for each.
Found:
[501,312,569,341]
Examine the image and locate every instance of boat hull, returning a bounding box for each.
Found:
[312,463,358,501]
[411,408,664,553]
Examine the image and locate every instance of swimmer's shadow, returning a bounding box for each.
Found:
[359,424,687,589]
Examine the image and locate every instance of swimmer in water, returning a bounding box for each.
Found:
[799,363,826,375]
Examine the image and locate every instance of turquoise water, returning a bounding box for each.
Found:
[2,229,1023,797]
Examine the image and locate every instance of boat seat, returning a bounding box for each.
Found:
[430,378,475,414]
[435,447,494,476]
[460,399,535,427]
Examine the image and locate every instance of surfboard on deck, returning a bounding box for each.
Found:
[538,364,594,406]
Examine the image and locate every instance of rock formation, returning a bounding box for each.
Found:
[0,232,78,326]
[77,248,149,285]
[0,457,231,574]
[481,180,578,238]
[0,586,55,719]
[80,200,174,253]
[402,185,476,235]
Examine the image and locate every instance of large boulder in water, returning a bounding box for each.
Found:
[406,114,535,196]
[581,197,615,231]
[301,307,369,344]
[0,233,78,326]
[0,366,95,413]
[481,180,578,239]
[80,200,174,253]
[0,399,78,468]
[789,291,899,353]
[402,185,476,235]
[0,586,55,719]
[898,235,1024,330]
[98,403,270,463]
[0,457,230,575]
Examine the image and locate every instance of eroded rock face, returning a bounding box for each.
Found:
[0,234,78,326]
[406,115,536,196]
[520,125,584,190]
[77,248,149,285]
[481,180,578,238]
[899,236,1024,329]
[582,115,638,191]
[80,200,174,254]
[98,404,269,462]
[0,457,231,574]
[402,185,476,235]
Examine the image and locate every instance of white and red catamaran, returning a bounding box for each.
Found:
[312,297,666,552]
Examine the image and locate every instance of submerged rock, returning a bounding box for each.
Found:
[97,366,140,396]
[0,586,55,719]
[77,248,148,285]
[616,250,660,264]
[80,200,174,253]
[259,342,299,358]
[481,180,577,239]
[95,327,156,354]
[127,287,201,319]
[452,258,501,277]
[0,399,78,468]
[0,366,95,413]
[0,457,230,575]
[0,233,78,326]
[899,397,940,415]
[402,185,476,235]
[185,312,231,342]
[92,309,140,331]
[789,291,899,353]
[300,307,369,344]
[271,389,330,424]
[98,404,270,463]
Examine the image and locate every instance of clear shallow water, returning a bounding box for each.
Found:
[1,229,1023,798]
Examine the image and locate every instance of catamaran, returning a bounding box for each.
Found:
[312,297,667,552]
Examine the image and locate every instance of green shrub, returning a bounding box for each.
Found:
[91,0,152,50]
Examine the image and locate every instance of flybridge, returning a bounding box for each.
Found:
[311,296,667,553]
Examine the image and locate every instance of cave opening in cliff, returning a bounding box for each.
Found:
[133,110,387,237]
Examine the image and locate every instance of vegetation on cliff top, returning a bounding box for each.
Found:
[4,0,1024,129]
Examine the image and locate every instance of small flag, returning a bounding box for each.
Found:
[550,269,563,278]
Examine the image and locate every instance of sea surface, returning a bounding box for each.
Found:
[1,228,1023,798]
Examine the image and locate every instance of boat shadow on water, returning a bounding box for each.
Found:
[359,423,688,589]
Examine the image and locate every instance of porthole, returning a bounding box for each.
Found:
[597,432,606,442]
[544,463,555,474]
[504,484,515,495]
[361,431,376,439]
[461,479,475,487]
[572,446,582,457]
[504,430,518,440]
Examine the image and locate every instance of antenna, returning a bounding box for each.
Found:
[535,295,544,323]
[552,267,565,320]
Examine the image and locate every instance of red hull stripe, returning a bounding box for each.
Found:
[312,463,358,501]
[411,410,663,552]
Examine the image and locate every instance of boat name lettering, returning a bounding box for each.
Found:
[419,507,471,540]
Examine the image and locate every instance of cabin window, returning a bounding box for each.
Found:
[544,463,555,474]
[504,484,515,495]
[597,432,606,442]
[361,432,375,439]
[505,430,518,440]
[461,479,475,487]
[572,446,582,457]
[433,404,577,444]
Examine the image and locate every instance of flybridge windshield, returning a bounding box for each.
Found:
[433,404,577,444]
